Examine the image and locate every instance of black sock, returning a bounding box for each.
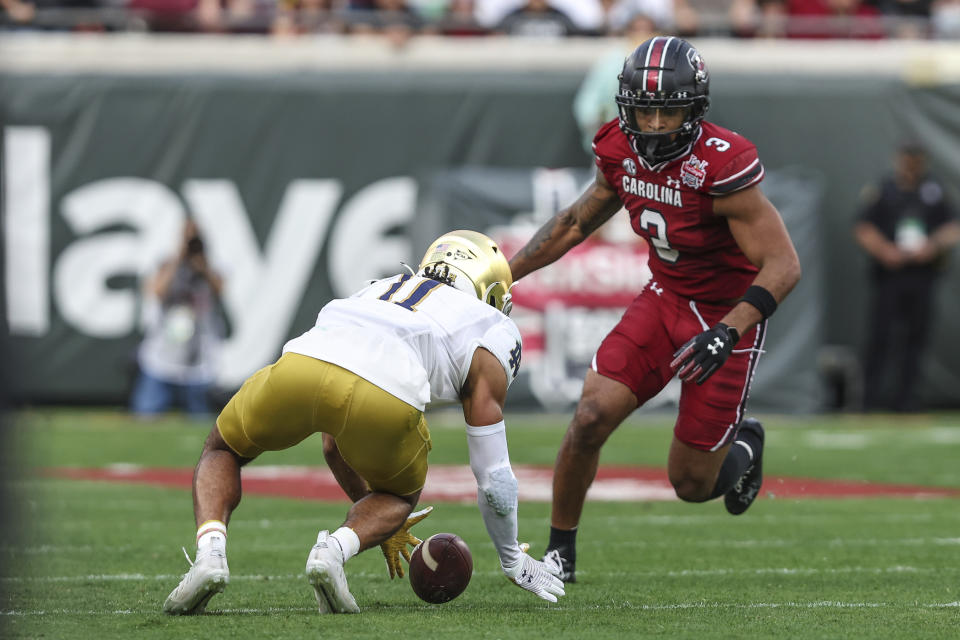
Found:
[708,430,761,499]
[736,424,763,456]
[547,526,577,561]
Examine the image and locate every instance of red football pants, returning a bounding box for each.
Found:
[593,281,766,451]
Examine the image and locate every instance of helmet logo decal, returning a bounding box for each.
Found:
[680,154,709,189]
[425,243,450,263]
[687,48,708,84]
[622,158,637,176]
[426,243,475,264]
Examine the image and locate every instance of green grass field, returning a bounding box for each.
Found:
[4,409,960,639]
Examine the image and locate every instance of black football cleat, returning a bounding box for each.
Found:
[542,547,576,583]
[724,418,765,516]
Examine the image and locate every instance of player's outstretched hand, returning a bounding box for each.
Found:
[380,506,433,579]
[670,323,737,385]
[502,553,566,603]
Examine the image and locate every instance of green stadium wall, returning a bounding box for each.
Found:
[2,38,959,411]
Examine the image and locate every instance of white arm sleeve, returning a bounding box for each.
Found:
[466,421,523,569]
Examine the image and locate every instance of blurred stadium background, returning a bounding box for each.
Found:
[3,17,960,412]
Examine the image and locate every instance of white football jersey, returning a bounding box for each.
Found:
[282,274,522,411]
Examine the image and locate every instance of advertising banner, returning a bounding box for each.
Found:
[2,69,958,409]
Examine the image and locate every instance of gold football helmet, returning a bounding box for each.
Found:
[417,230,514,315]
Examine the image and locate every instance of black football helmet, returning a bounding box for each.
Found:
[615,36,710,166]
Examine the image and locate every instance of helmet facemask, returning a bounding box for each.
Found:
[616,97,707,165]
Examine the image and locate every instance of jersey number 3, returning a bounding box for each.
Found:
[639,209,679,263]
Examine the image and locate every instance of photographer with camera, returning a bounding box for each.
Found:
[130,221,225,418]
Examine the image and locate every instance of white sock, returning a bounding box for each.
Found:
[196,520,227,555]
[330,527,361,564]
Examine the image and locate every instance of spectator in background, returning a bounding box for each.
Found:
[127,0,270,32]
[131,221,225,419]
[727,0,788,37]
[676,0,775,35]
[932,0,960,36]
[494,0,577,36]
[1,0,36,25]
[406,0,446,19]
[477,0,602,32]
[599,0,675,33]
[125,0,198,31]
[437,0,488,34]
[854,143,960,412]
[348,0,423,43]
[785,0,885,37]
[272,0,345,36]
[474,0,531,27]
[1,0,113,31]
[874,0,932,37]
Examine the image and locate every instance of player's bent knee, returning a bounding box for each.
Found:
[568,404,618,450]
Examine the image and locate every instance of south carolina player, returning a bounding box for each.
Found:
[163,231,564,615]
[508,37,802,583]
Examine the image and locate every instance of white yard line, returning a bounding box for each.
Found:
[4,565,958,584]
[596,536,960,549]
[0,571,386,583]
[594,512,957,525]
[591,566,958,578]
[0,607,318,616]
[6,535,959,557]
[2,602,958,616]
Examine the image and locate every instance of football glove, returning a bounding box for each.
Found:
[670,323,739,385]
[502,552,566,603]
[380,506,433,579]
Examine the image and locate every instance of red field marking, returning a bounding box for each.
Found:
[45,465,959,502]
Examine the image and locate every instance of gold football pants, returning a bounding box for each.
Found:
[216,352,431,496]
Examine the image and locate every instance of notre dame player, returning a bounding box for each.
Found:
[163,230,564,615]
[509,36,802,583]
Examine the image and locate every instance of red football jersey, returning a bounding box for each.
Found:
[593,119,764,301]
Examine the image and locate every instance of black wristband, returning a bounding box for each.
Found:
[740,285,778,319]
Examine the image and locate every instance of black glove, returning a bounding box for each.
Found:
[670,323,739,385]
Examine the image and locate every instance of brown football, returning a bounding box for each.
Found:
[408,533,473,604]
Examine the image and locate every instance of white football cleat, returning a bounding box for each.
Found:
[163,548,229,615]
[305,531,360,614]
